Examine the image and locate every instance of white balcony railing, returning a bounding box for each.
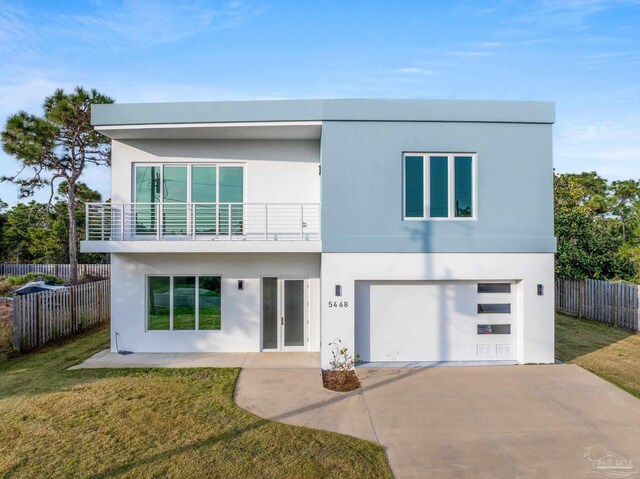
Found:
[85,203,320,241]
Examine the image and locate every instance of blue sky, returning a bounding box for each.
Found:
[0,0,639,204]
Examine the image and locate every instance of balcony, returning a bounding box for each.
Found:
[82,202,321,254]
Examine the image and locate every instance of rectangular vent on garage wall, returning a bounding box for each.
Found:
[477,283,511,294]
[477,344,493,356]
[496,344,511,356]
[477,303,511,314]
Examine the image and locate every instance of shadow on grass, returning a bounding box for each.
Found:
[555,313,636,363]
[89,417,271,479]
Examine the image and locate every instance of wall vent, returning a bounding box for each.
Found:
[496,344,511,356]
[477,344,493,356]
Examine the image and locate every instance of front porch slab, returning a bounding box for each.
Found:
[70,350,320,369]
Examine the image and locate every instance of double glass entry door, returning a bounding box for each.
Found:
[134,164,244,237]
[262,278,307,351]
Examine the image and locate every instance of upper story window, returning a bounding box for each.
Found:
[403,153,476,220]
[134,163,244,205]
[134,163,245,236]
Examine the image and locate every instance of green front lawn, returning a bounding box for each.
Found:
[0,326,391,478]
[556,313,640,398]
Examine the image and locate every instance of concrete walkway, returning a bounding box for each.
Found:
[70,349,320,369]
[236,364,640,479]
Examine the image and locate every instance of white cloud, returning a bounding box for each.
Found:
[447,51,496,57]
[519,0,640,30]
[57,0,266,46]
[554,117,640,180]
[394,67,433,75]
[0,4,38,59]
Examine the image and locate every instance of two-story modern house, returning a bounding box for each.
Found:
[82,99,556,368]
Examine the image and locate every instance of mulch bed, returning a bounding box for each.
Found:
[322,369,361,392]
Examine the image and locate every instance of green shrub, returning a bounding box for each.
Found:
[3,273,66,287]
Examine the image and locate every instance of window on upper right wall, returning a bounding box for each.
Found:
[403,153,476,220]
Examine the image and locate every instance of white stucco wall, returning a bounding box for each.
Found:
[111,253,320,353]
[110,139,320,204]
[320,253,555,368]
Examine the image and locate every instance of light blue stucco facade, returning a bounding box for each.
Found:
[92,98,555,254]
[319,120,555,253]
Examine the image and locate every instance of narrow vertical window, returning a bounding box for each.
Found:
[429,156,449,218]
[192,166,217,234]
[219,166,244,235]
[148,276,170,330]
[163,166,188,234]
[173,276,196,330]
[404,156,424,218]
[455,156,473,218]
[135,166,160,235]
[199,276,221,330]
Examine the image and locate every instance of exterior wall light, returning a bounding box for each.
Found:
[335,285,342,296]
[238,280,244,291]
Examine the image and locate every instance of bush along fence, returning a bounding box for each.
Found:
[0,263,110,280]
[556,278,640,331]
[13,279,110,352]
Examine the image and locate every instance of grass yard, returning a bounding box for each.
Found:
[0,302,12,361]
[0,326,391,479]
[556,313,640,398]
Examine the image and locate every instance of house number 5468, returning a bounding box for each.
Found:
[328,301,349,308]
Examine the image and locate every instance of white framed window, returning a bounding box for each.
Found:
[147,275,221,331]
[133,163,246,236]
[403,153,477,220]
[133,163,246,205]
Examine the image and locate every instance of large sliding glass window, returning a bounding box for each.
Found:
[403,153,476,220]
[147,275,222,331]
[133,163,245,236]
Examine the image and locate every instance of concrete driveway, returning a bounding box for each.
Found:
[236,364,640,478]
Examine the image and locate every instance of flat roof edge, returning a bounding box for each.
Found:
[91,99,555,126]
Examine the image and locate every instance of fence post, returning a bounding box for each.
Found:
[578,280,584,318]
[71,287,78,332]
[12,295,21,353]
[612,282,618,328]
[35,294,42,346]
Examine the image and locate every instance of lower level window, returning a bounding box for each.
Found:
[148,275,221,331]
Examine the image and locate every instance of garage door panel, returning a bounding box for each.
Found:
[355,281,515,362]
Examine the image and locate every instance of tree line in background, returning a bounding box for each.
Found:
[555,171,640,282]
[0,182,108,265]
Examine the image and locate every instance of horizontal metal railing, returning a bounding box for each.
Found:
[85,203,321,241]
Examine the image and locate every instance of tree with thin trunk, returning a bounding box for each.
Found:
[1,87,114,284]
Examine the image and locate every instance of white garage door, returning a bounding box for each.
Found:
[355,281,515,362]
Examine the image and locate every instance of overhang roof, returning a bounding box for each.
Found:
[92,99,555,140]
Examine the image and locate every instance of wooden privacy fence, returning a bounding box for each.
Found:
[0,263,110,279]
[556,278,640,331]
[13,280,110,352]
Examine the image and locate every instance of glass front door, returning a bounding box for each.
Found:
[261,278,306,351]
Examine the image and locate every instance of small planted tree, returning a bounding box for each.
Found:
[322,338,361,392]
[1,87,114,284]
